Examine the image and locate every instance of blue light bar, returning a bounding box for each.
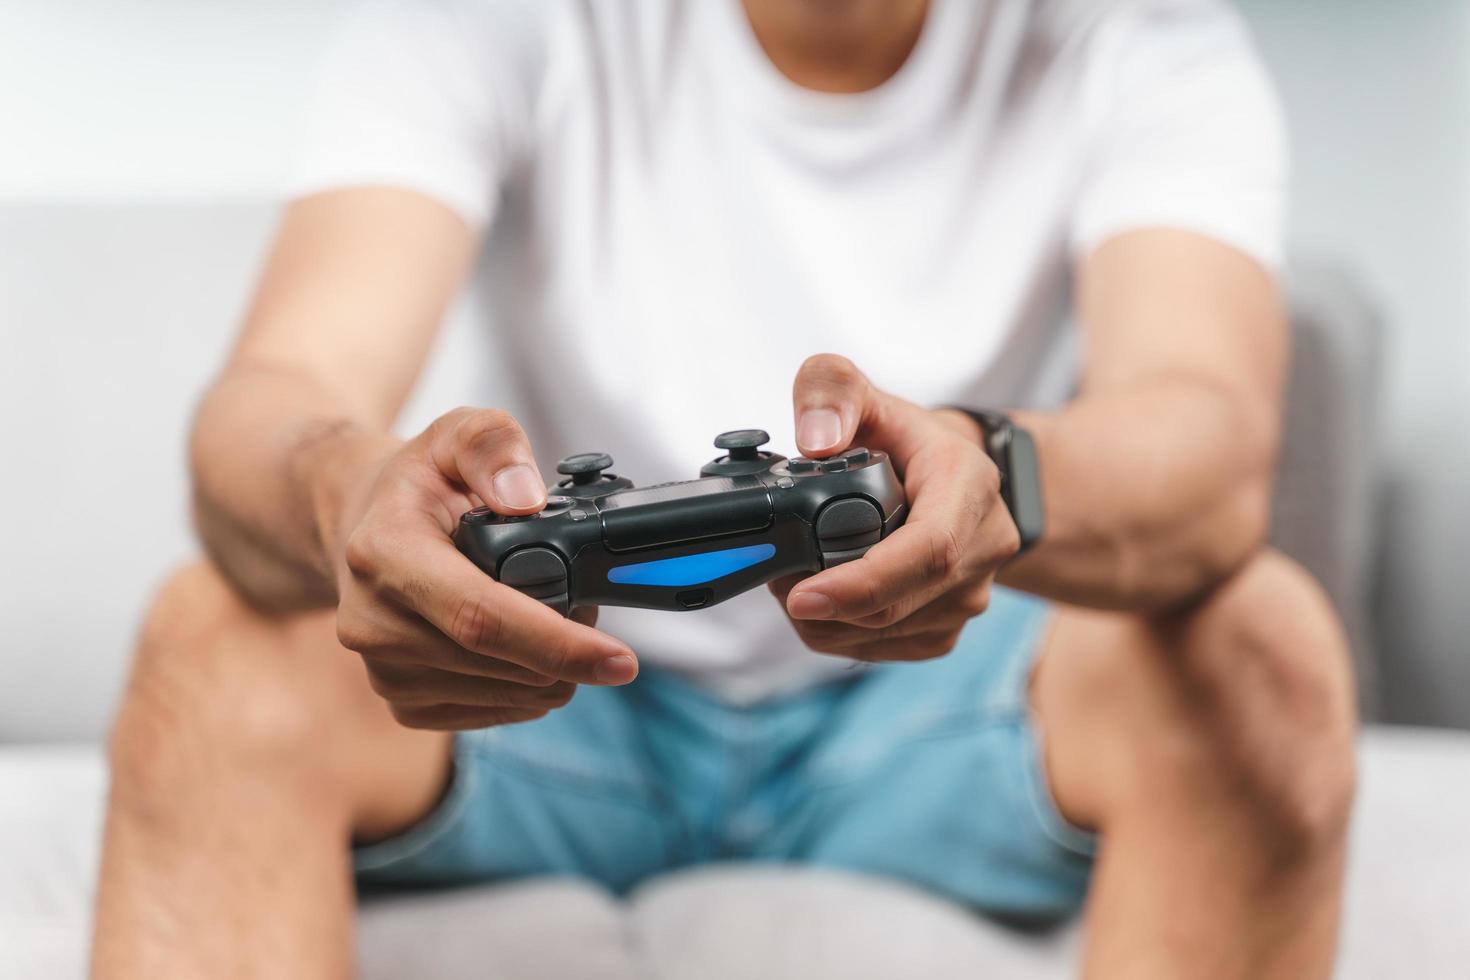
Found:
[607,543,777,587]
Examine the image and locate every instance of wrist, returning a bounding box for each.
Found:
[931,407,987,446]
[291,420,402,585]
[938,406,1047,554]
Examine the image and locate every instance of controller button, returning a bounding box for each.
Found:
[462,505,496,525]
[775,476,795,489]
[569,508,590,521]
[841,447,871,465]
[787,457,819,474]
[498,547,569,601]
[820,546,870,568]
[817,497,882,540]
[545,495,573,509]
[819,457,849,472]
[816,498,883,568]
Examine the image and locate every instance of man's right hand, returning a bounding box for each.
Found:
[328,407,638,730]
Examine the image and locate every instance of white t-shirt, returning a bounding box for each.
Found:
[291,0,1286,702]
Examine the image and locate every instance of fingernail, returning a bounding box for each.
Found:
[595,654,638,685]
[492,464,545,510]
[789,591,836,620]
[797,408,843,454]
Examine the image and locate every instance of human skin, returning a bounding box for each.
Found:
[91,2,1357,977]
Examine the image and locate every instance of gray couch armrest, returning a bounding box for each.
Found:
[1272,257,1385,717]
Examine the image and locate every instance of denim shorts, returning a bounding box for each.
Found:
[354,586,1096,920]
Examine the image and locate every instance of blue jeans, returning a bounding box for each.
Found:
[354,587,1095,920]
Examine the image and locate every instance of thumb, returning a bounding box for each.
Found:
[424,407,547,516]
[793,354,873,458]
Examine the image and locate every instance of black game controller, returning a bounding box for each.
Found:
[454,429,908,614]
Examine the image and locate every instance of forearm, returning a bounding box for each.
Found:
[189,362,401,611]
[956,375,1278,611]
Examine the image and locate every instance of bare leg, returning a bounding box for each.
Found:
[1034,550,1358,980]
[91,563,451,979]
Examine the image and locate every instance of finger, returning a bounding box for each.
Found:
[790,353,936,464]
[844,629,964,663]
[787,447,1014,625]
[347,621,561,686]
[390,703,552,732]
[365,662,577,711]
[787,519,965,624]
[424,407,547,515]
[793,353,871,457]
[847,580,990,629]
[791,587,989,650]
[346,526,638,685]
[766,573,805,605]
[402,642,560,685]
[792,511,1011,627]
[338,585,561,684]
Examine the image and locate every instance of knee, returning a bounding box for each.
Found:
[1161,550,1358,852]
[108,562,332,804]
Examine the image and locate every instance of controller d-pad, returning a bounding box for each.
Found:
[498,546,570,613]
[816,497,883,568]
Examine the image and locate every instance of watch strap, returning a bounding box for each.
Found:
[945,407,1045,552]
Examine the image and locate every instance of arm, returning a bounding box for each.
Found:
[191,188,637,728]
[992,229,1287,611]
[191,189,468,609]
[772,229,1286,658]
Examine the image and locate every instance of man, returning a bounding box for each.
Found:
[92,0,1358,976]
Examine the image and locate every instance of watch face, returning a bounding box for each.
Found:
[986,425,1012,459]
[945,406,1044,550]
[1004,427,1045,550]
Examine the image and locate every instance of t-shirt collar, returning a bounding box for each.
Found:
[705,0,971,129]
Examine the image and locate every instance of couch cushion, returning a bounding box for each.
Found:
[358,881,638,980]
[1337,727,1470,978]
[0,746,104,979]
[630,865,1079,979]
[4,728,1468,978]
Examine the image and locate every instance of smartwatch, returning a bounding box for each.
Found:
[945,407,1045,552]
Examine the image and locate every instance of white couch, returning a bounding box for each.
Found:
[6,732,1469,978]
[3,203,1469,976]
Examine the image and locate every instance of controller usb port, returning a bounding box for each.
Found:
[676,588,713,610]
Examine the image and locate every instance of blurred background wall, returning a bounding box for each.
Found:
[1235,0,1470,726]
[1,0,1466,733]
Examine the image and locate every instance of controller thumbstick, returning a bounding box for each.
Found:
[713,429,770,463]
[702,429,781,477]
[557,452,614,486]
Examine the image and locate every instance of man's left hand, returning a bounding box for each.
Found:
[770,354,1021,661]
